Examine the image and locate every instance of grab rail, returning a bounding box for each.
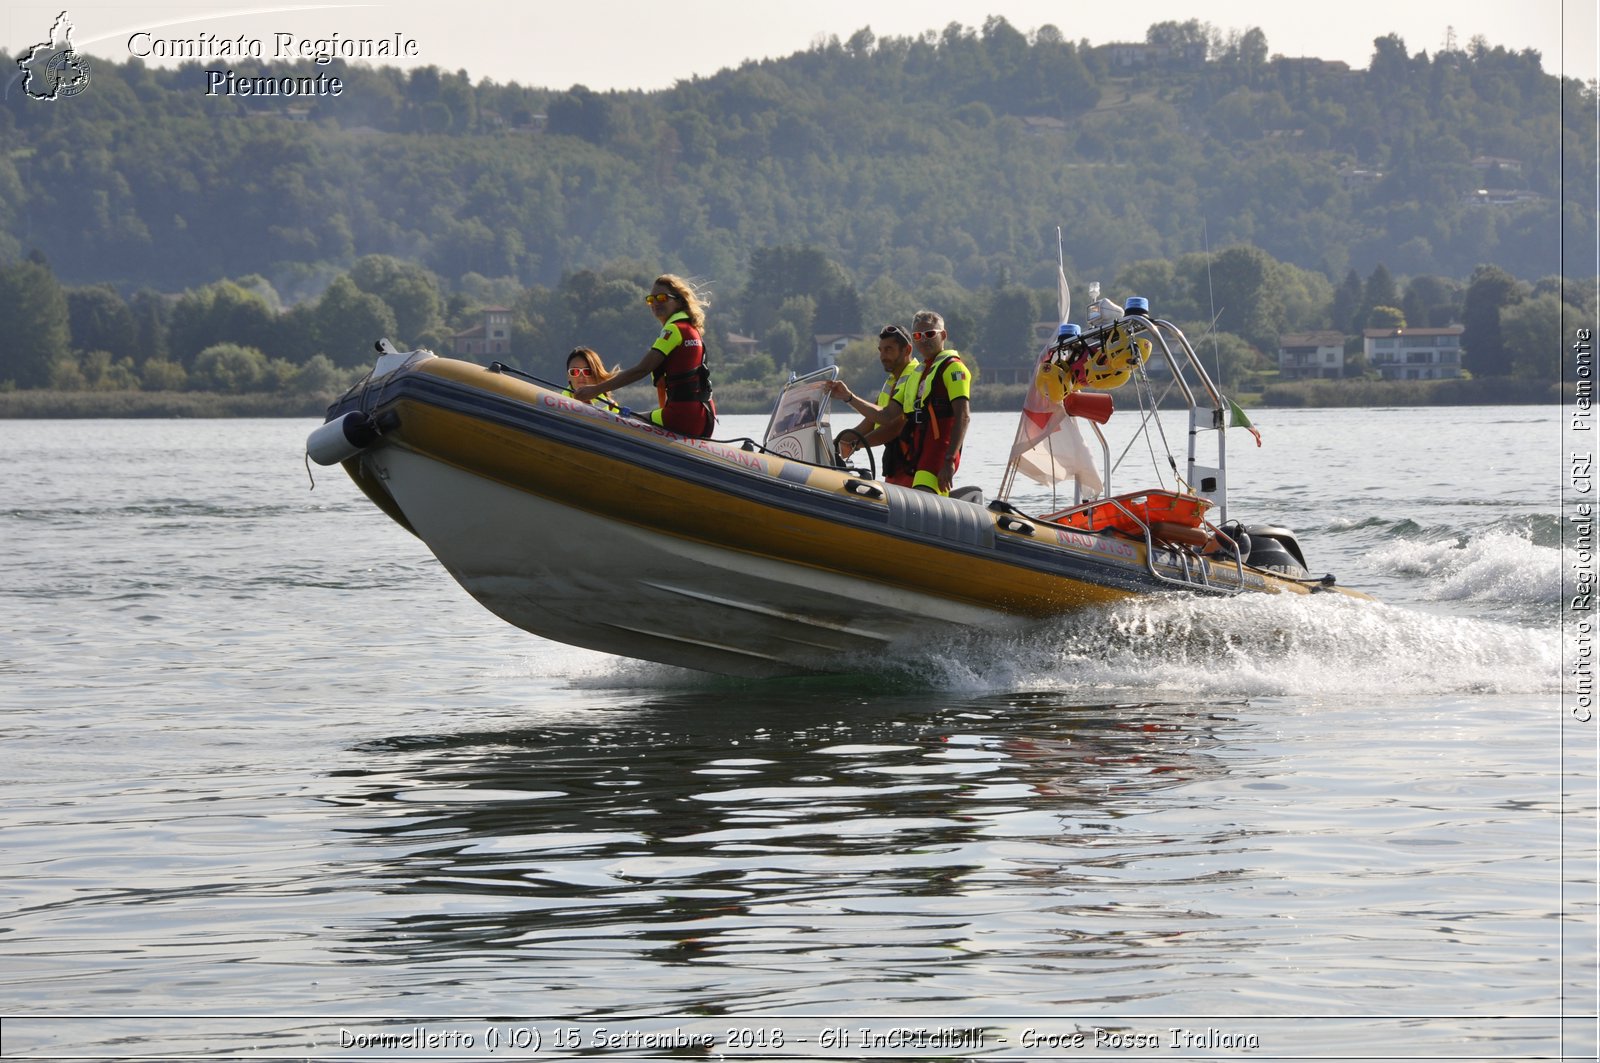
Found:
[1051,495,1246,596]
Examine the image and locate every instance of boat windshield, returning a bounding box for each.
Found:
[762,366,839,465]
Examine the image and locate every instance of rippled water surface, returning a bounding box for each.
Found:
[2,408,1593,1059]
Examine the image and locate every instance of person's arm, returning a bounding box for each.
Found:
[575,348,663,403]
[938,397,970,493]
[863,408,906,448]
[821,381,874,455]
[858,369,918,449]
[826,381,895,427]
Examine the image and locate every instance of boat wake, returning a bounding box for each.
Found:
[545,582,1558,700]
[1369,526,1565,611]
[536,523,1565,699]
[903,590,1559,698]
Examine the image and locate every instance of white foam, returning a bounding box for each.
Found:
[902,591,1561,699]
[1372,529,1565,605]
[503,541,1564,698]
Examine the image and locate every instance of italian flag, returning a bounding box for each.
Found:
[1229,398,1262,447]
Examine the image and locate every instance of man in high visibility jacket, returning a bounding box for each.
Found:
[878,310,971,495]
[823,323,920,486]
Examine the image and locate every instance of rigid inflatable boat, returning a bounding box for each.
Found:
[308,299,1367,677]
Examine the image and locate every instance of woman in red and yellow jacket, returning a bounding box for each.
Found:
[572,274,717,438]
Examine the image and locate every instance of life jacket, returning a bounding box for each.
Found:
[651,312,713,407]
[878,359,920,478]
[901,351,964,436]
[562,387,616,409]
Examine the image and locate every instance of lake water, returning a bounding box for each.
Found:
[2,406,1593,1060]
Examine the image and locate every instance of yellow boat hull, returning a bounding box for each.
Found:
[317,352,1360,677]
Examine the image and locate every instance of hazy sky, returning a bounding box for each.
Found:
[7,0,1597,91]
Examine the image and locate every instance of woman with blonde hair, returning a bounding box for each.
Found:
[572,274,716,438]
[561,346,619,408]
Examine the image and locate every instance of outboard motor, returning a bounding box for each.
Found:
[1242,524,1310,577]
[950,485,985,506]
[1217,520,1251,562]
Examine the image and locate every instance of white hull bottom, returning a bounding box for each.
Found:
[371,449,1022,677]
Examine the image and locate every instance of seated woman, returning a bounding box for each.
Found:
[562,347,619,409]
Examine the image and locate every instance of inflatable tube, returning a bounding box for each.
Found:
[1150,521,1211,548]
[307,411,379,466]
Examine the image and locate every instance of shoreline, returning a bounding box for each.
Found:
[0,377,1564,419]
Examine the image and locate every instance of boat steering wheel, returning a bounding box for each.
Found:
[833,429,875,481]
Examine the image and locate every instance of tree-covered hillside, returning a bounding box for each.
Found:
[3,18,1588,292]
[0,18,1592,402]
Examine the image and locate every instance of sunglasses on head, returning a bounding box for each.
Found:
[645,292,676,305]
[878,325,909,343]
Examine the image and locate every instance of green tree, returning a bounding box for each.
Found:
[0,259,70,388]
[1367,305,1406,329]
[1369,34,1413,88]
[49,355,87,391]
[191,343,271,392]
[1531,275,1591,313]
[1202,332,1268,391]
[350,254,444,343]
[140,358,188,391]
[1499,293,1563,381]
[67,285,138,360]
[1401,275,1463,328]
[1461,264,1523,376]
[1115,259,1197,323]
[1330,269,1364,334]
[1190,245,1285,352]
[860,276,916,335]
[129,289,171,365]
[314,276,399,366]
[292,354,345,394]
[1146,19,1211,55]
[0,27,1592,329]
[741,247,852,339]
[773,294,819,372]
[764,321,800,368]
[168,281,278,365]
[1238,27,1269,83]
[830,336,884,395]
[546,85,614,142]
[79,350,140,390]
[814,281,863,336]
[560,269,651,365]
[978,287,1040,370]
[1360,264,1398,325]
[728,352,777,383]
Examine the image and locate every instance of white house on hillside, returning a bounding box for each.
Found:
[813,333,858,370]
[1363,326,1464,380]
[1277,331,1346,380]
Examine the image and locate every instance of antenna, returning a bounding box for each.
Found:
[1202,218,1224,389]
